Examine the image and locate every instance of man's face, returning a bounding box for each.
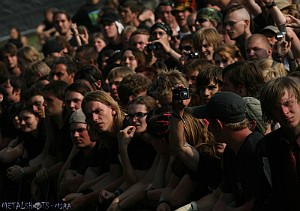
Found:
[130,34,149,51]
[1,80,19,103]
[151,28,169,42]
[102,22,118,39]
[158,5,174,24]
[3,53,18,70]
[65,91,84,114]
[224,11,246,40]
[51,63,74,85]
[173,10,190,28]
[120,7,135,25]
[54,13,72,35]
[43,93,64,117]
[70,122,93,148]
[246,39,271,61]
[222,74,240,95]
[109,77,123,101]
[83,101,115,133]
[198,80,220,104]
[272,90,300,132]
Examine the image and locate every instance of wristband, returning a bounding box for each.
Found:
[190,201,198,211]
[157,197,171,207]
[265,1,276,9]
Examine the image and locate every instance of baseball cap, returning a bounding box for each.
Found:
[192,92,247,123]
[69,109,86,124]
[196,7,222,25]
[99,12,120,24]
[260,25,280,34]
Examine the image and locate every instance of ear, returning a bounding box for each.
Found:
[244,20,250,29]
[95,80,102,89]
[267,48,272,57]
[128,95,134,103]
[70,72,75,79]
[248,120,257,131]
[112,109,116,116]
[239,84,246,96]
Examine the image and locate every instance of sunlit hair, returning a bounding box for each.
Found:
[17,46,40,63]
[214,44,243,63]
[258,58,287,82]
[107,66,135,82]
[260,77,300,123]
[223,119,249,130]
[74,65,103,91]
[81,90,124,147]
[193,27,222,52]
[147,69,188,105]
[182,58,214,76]
[182,111,217,157]
[129,95,158,113]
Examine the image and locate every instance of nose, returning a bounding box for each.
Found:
[280,105,290,115]
[92,113,98,122]
[70,101,76,109]
[201,46,206,53]
[111,84,117,90]
[219,62,224,68]
[20,119,25,125]
[53,75,58,81]
[73,131,80,137]
[125,58,130,64]
[204,88,210,96]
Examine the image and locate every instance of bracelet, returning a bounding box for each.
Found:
[265,1,276,9]
[190,201,198,211]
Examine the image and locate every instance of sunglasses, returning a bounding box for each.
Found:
[127,112,148,119]
[179,45,193,51]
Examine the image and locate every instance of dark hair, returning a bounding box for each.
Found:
[117,74,151,107]
[196,66,223,87]
[74,65,103,90]
[75,45,99,64]
[121,48,146,66]
[223,61,264,98]
[2,42,18,56]
[65,82,92,97]
[43,80,68,101]
[54,10,71,21]
[53,56,77,75]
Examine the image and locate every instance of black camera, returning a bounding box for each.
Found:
[172,87,190,101]
[186,52,199,60]
[146,43,160,52]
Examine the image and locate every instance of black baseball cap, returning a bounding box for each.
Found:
[100,12,120,24]
[191,92,247,123]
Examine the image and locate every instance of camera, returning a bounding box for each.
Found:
[276,32,284,41]
[186,52,199,60]
[172,87,190,101]
[146,43,160,52]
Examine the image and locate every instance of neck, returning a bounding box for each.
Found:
[226,128,252,154]
[110,35,122,45]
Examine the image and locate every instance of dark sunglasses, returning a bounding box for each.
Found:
[127,112,148,119]
[179,45,193,51]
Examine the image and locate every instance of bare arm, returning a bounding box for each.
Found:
[0,138,23,164]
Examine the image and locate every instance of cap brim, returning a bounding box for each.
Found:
[190,105,207,119]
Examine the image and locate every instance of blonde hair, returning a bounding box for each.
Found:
[258,58,287,82]
[193,27,222,51]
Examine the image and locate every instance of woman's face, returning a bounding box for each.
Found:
[200,39,215,62]
[65,91,84,114]
[93,37,106,53]
[121,50,138,71]
[19,110,39,133]
[214,53,236,69]
[127,104,148,133]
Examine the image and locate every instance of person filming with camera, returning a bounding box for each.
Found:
[145,22,181,69]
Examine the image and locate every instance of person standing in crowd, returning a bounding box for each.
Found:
[178,92,263,210]
[72,0,102,33]
[255,77,300,210]
[1,43,21,77]
[223,4,252,59]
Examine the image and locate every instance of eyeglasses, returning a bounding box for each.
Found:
[127,112,148,119]
[179,45,193,51]
[223,20,244,27]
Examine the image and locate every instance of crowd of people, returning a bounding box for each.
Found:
[0,0,300,210]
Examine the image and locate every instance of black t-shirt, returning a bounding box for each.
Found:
[189,151,223,200]
[89,140,120,175]
[127,136,157,171]
[221,131,264,206]
[70,147,96,175]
